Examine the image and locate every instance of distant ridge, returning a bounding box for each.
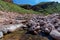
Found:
[20,2,60,14]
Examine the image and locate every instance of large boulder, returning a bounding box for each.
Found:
[4,24,26,32]
[0,24,26,34]
[0,31,3,38]
[50,30,60,40]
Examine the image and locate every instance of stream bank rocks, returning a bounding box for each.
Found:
[0,24,27,38]
[26,13,60,40]
[0,11,60,40]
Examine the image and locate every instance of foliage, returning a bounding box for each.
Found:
[0,0,40,14]
[19,4,32,10]
[2,0,12,3]
[19,2,60,14]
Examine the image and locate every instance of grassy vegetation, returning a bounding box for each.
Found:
[20,2,60,14]
[0,0,40,14]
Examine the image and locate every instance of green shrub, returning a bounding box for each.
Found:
[0,0,40,14]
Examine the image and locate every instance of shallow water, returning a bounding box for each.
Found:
[26,31,54,40]
[39,31,54,40]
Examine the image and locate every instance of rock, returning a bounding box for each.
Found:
[16,16,25,20]
[57,27,60,32]
[26,14,60,35]
[0,31,3,38]
[2,28,8,34]
[16,20,27,24]
[0,23,27,38]
[50,30,60,40]
[0,23,26,33]
[6,24,26,32]
[44,28,50,33]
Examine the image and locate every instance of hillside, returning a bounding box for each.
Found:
[0,0,40,14]
[2,0,12,3]
[20,2,60,14]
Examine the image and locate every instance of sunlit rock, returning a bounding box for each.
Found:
[0,31,3,38]
[50,30,60,40]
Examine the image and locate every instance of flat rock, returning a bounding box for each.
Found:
[0,32,3,38]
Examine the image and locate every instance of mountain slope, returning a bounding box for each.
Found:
[32,2,60,13]
[20,2,60,14]
[0,0,40,14]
